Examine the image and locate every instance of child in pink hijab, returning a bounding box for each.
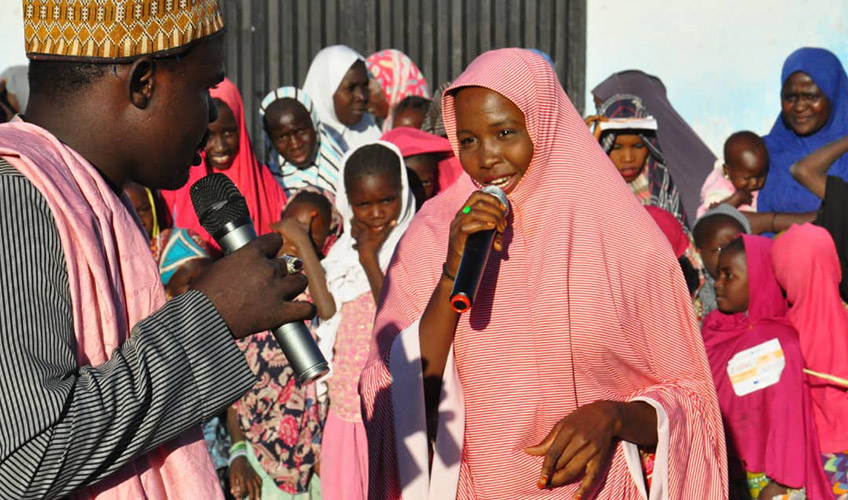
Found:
[772,223,848,492]
[702,235,830,499]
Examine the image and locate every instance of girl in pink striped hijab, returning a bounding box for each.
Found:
[359,49,726,499]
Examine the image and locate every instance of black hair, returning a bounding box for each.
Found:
[692,214,746,248]
[284,190,333,224]
[28,47,194,99]
[393,95,432,119]
[723,130,768,167]
[28,61,111,97]
[344,143,402,190]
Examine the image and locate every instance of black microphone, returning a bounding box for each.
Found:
[190,173,329,383]
[450,184,510,313]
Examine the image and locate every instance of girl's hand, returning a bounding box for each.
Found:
[229,455,262,499]
[524,400,624,497]
[445,191,508,277]
[352,218,396,261]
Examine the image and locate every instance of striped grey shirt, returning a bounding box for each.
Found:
[0,158,255,498]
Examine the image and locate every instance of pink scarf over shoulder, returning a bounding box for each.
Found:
[773,223,848,453]
[360,49,726,499]
[0,120,222,499]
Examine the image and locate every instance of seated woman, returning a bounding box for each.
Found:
[758,47,848,214]
[161,78,287,251]
[304,45,382,152]
[592,70,715,227]
[702,235,830,499]
[260,86,346,197]
[359,48,725,499]
[365,49,429,131]
[590,94,688,227]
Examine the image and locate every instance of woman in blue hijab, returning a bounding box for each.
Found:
[758,48,848,213]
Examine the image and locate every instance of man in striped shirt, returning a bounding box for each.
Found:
[0,1,314,497]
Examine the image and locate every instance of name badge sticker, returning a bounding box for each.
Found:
[726,338,786,397]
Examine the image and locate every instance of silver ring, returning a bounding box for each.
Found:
[278,254,303,274]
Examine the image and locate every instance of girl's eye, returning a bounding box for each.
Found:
[498,129,515,138]
[634,143,645,149]
[459,137,476,146]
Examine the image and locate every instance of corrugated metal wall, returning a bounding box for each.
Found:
[218,0,586,159]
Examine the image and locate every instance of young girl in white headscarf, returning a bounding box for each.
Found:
[311,140,415,500]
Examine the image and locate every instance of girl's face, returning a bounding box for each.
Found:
[781,71,831,137]
[714,246,749,314]
[405,154,440,200]
[453,87,534,194]
[281,202,331,257]
[205,100,240,170]
[608,134,649,183]
[698,220,744,279]
[334,61,370,126]
[266,101,318,168]
[347,173,402,233]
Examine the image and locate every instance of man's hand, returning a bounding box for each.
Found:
[191,233,316,339]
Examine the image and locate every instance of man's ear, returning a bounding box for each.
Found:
[127,56,155,109]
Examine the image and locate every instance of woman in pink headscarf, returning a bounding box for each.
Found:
[359,49,726,499]
[161,78,287,251]
[366,49,429,132]
[772,223,848,490]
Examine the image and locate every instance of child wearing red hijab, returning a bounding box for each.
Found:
[161,78,287,250]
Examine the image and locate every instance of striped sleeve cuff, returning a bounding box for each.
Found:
[153,290,255,418]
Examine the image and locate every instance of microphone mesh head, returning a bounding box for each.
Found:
[190,173,251,236]
[481,184,510,217]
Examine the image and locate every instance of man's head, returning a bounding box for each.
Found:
[23,0,226,191]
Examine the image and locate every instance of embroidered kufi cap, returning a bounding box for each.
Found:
[23,0,225,62]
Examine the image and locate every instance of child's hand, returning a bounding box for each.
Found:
[352,217,396,261]
[271,218,311,257]
[229,455,262,499]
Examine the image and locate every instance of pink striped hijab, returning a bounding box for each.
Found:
[361,49,726,499]
[772,223,848,453]
[0,120,222,499]
[366,49,430,131]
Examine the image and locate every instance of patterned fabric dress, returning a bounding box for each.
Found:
[233,331,325,494]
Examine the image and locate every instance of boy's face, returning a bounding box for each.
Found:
[405,154,440,199]
[724,151,767,192]
[714,246,749,314]
[698,221,744,279]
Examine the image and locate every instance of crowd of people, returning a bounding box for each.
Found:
[2,1,848,499]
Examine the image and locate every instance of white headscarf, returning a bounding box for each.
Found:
[316,140,415,367]
[302,45,382,152]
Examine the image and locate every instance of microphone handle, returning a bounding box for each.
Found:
[216,223,329,383]
[450,228,496,313]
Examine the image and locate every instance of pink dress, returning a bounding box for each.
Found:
[697,160,758,217]
[320,292,375,500]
